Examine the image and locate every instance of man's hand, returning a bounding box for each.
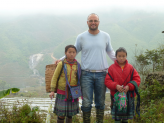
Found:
[116,85,124,93]
[123,85,129,93]
[49,92,55,99]
[54,60,61,65]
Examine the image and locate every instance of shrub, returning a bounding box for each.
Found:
[0,102,44,123]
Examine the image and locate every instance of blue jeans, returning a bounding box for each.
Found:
[81,70,106,112]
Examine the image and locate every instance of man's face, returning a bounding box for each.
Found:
[87,15,100,31]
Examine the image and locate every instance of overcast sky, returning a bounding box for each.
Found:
[0,0,164,16]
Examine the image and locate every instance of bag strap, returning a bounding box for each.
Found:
[76,61,81,85]
[128,68,140,117]
[64,63,72,89]
[64,61,81,88]
[128,81,140,117]
[122,68,134,85]
[130,68,134,81]
[63,61,82,100]
[56,61,64,90]
[108,72,114,81]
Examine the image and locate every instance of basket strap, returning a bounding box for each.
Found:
[76,61,81,86]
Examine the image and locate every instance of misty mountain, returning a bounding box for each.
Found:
[0,11,164,88]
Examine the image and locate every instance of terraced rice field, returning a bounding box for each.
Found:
[0,93,111,119]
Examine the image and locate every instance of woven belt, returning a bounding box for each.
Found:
[84,69,107,72]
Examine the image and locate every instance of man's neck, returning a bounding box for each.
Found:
[88,29,99,35]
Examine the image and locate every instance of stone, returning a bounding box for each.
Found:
[145,72,164,86]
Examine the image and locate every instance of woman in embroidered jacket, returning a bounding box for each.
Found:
[49,45,81,123]
[105,47,140,123]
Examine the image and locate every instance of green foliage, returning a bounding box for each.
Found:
[0,88,20,99]
[0,103,43,123]
[135,46,164,75]
[140,79,164,105]
[128,79,164,122]
[130,99,164,123]
[145,49,162,72]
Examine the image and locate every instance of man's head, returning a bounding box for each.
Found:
[87,13,100,31]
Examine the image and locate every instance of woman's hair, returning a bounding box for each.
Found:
[115,47,127,56]
[65,45,77,53]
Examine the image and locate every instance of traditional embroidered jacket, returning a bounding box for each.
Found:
[51,59,78,94]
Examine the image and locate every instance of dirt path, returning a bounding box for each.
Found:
[50,53,57,61]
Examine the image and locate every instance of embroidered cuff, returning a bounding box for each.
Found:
[127,83,134,91]
[114,82,118,90]
[51,87,56,92]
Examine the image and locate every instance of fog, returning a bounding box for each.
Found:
[0,0,164,16]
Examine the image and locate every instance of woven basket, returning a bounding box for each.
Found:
[45,64,57,93]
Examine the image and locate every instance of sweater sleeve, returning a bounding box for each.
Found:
[106,34,116,61]
[127,68,140,91]
[51,61,63,92]
[106,50,116,62]
[74,35,82,55]
[105,67,118,91]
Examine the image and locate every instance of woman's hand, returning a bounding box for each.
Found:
[49,92,55,99]
[123,85,129,93]
[116,85,124,92]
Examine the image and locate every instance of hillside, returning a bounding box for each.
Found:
[0,11,164,87]
[0,15,83,87]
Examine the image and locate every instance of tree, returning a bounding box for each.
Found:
[145,49,162,72]
[134,45,164,74]
[135,53,149,75]
[158,44,164,71]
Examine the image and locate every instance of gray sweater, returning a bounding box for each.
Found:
[61,30,116,70]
